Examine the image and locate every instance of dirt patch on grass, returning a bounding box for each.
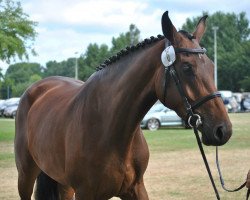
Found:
[144,148,250,200]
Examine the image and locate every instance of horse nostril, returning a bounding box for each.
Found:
[215,126,224,141]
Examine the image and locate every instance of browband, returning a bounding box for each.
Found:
[175,47,207,54]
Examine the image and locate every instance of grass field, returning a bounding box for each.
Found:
[0,113,250,199]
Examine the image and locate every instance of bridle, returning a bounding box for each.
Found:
[162,40,221,128]
[162,39,249,200]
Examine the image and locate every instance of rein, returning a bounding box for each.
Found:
[162,39,249,199]
[216,147,249,199]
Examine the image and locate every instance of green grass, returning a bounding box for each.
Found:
[144,128,197,152]
[0,118,15,167]
[0,118,15,141]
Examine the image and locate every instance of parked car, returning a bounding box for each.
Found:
[3,104,18,118]
[0,100,6,116]
[220,90,239,112]
[243,97,250,111]
[141,103,184,131]
[0,99,5,108]
[0,97,20,117]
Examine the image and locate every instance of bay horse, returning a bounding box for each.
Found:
[15,11,232,200]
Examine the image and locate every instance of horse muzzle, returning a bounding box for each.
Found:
[201,123,232,146]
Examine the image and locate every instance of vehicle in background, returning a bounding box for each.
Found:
[0,98,20,117]
[3,104,18,118]
[141,103,185,131]
[219,90,239,112]
[0,100,5,110]
[242,96,250,111]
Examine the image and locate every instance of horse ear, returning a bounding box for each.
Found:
[161,11,178,44]
[193,15,208,43]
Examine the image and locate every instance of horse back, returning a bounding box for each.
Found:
[16,76,83,122]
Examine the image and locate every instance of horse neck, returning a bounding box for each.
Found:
[86,41,164,147]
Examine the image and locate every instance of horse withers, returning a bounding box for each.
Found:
[15,11,232,200]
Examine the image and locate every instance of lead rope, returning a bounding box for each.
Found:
[216,146,249,199]
[193,127,221,199]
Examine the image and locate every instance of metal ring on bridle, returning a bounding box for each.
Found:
[188,114,202,128]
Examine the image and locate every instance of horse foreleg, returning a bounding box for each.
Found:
[134,181,149,200]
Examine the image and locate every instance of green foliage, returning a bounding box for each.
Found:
[2,62,42,97]
[0,68,3,80]
[78,24,140,80]
[0,0,37,62]
[0,24,141,97]
[5,62,42,84]
[0,77,13,98]
[77,43,110,80]
[110,24,140,55]
[43,58,75,78]
[182,11,250,91]
[240,77,250,91]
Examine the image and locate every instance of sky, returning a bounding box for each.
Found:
[2,0,250,73]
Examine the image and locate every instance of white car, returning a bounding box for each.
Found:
[141,103,184,131]
[3,104,18,118]
[0,97,20,117]
[243,98,250,110]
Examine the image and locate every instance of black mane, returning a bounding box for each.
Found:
[96,35,165,71]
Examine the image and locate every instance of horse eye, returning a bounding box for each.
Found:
[182,63,194,75]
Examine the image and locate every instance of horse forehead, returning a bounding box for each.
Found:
[178,36,200,48]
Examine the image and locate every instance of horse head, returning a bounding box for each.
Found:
[156,11,232,146]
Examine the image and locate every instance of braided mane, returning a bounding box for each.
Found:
[96,34,165,71]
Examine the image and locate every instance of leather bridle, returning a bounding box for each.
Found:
[162,39,249,200]
[162,40,221,128]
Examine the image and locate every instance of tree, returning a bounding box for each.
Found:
[78,24,141,80]
[182,11,250,91]
[43,58,75,78]
[110,24,140,55]
[5,62,42,84]
[0,77,12,98]
[240,77,250,91]
[82,44,110,69]
[3,62,42,96]
[0,0,37,63]
[0,67,3,80]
